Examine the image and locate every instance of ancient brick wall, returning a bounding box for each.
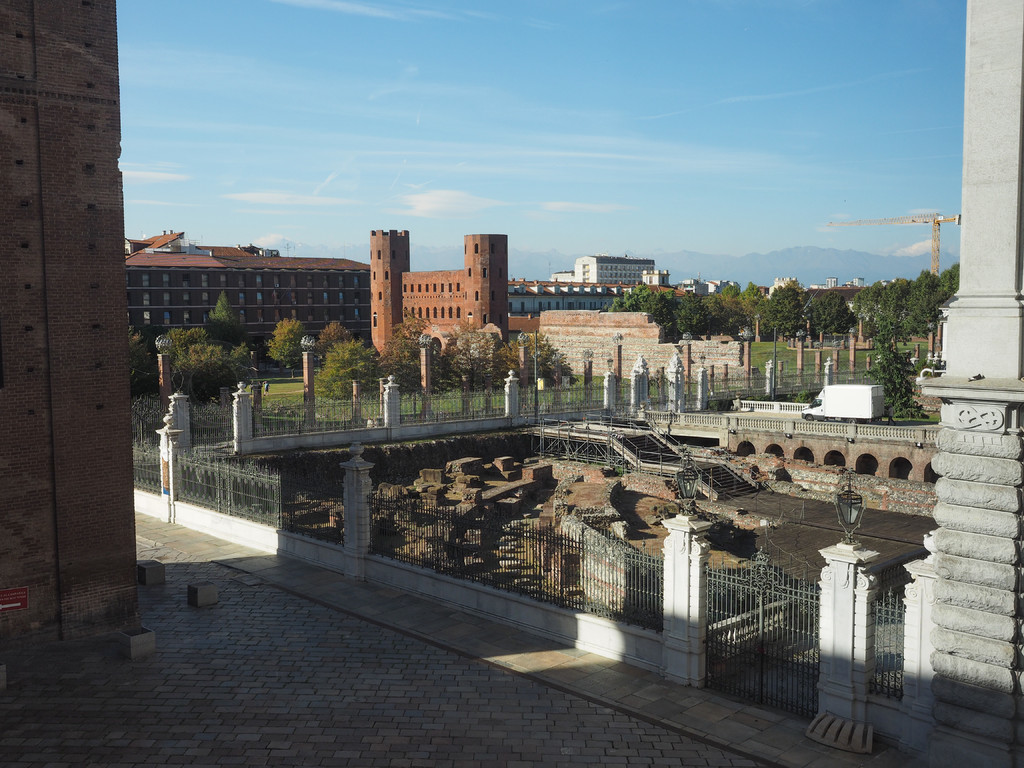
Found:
[539,310,744,379]
[1,0,139,639]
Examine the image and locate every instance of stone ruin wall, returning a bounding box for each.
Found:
[538,310,744,379]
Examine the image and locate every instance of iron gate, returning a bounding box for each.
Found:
[705,550,820,718]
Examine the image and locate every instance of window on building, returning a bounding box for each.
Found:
[142,292,151,306]
[456,283,460,292]
[201,274,209,288]
[239,309,246,322]
[339,292,344,304]
[378,291,382,301]
[163,291,170,305]
[448,307,452,318]
[456,307,461,318]
[384,271,388,280]
[202,311,209,323]
[307,292,313,305]
[182,291,190,304]
[162,273,170,287]
[183,310,191,324]
[219,274,227,287]
[322,291,328,304]
[182,274,191,288]
[306,276,313,288]
[163,311,171,325]
[239,292,245,304]
[353,276,359,288]
[475,291,479,301]
[143,310,151,325]
[239,275,245,288]
[201,291,209,304]
[256,292,263,305]
[291,308,297,319]
[468,268,472,277]
[373,313,378,328]
[256,274,263,287]
[482,268,487,278]
[141,273,150,287]
[353,308,360,319]
[433,307,437,318]
[257,309,264,322]
[474,244,479,254]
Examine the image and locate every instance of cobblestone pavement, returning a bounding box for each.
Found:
[1,545,764,766]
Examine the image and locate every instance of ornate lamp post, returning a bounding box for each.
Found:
[834,470,866,544]
[676,449,700,514]
[301,334,317,427]
[795,328,806,382]
[418,333,433,417]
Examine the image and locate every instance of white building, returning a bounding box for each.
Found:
[550,254,657,285]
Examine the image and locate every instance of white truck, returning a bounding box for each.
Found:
[801,384,885,423]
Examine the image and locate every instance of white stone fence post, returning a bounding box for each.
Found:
[630,354,650,414]
[899,538,938,755]
[504,370,519,419]
[232,382,252,454]
[661,514,712,686]
[342,443,373,580]
[667,352,685,413]
[382,375,400,428]
[696,367,709,411]
[603,370,616,414]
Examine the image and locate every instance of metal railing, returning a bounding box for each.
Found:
[176,452,282,527]
[132,444,162,493]
[369,488,664,630]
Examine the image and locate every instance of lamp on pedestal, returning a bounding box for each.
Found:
[834,470,865,544]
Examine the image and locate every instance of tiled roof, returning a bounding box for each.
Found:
[125,252,368,271]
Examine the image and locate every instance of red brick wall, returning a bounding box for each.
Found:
[0,0,139,639]
[370,229,410,350]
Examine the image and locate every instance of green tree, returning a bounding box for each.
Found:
[809,291,856,335]
[206,291,246,347]
[676,292,710,336]
[267,318,306,370]
[762,282,807,337]
[128,328,158,397]
[166,327,249,401]
[315,321,352,358]
[435,327,503,390]
[705,293,746,336]
[865,280,923,418]
[497,332,565,384]
[609,284,679,339]
[315,340,379,400]
[740,282,767,325]
[378,314,428,391]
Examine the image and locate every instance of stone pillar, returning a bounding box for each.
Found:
[303,350,316,428]
[169,391,191,452]
[796,337,805,378]
[818,541,881,725]
[232,382,251,454]
[504,370,519,419]
[848,332,857,373]
[614,339,623,381]
[765,358,775,398]
[696,367,709,411]
[603,369,616,413]
[824,356,835,386]
[583,354,593,396]
[921,4,1024,765]
[157,409,182,523]
[518,343,528,388]
[755,315,761,342]
[744,340,752,379]
[661,515,712,686]
[814,349,823,383]
[157,353,173,412]
[667,352,685,413]
[342,443,373,581]
[382,375,400,428]
[352,380,362,423]
[419,337,432,418]
[252,381,262,412]
[900,536,938,756]
[858,317,865,344]
[630,354,649,413]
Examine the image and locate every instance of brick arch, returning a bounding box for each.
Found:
[823,450,846,467]
[888,457,913,480]
[735,441,755,457]
[764,444,784,458]
[855,453,879,476]
[793,446,814,463]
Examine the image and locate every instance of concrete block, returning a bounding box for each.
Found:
[187,582,218,607]
[136,559,166,585]
[116,627,156,660]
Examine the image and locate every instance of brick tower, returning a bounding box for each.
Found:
[0,1,140,638]
[370,229,411,350]
[464,234,509,337]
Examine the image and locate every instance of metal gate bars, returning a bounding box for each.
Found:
[705,550,820,718]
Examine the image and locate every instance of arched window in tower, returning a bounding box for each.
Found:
[474,243,479,254]
[456,307,461,318]
[378,291,382,300]
[377,250,381,259]
[373,313,377,328]
[482,268,487,278]
[448,307,452,318]
[475,291,479,301]
[384,271,388,280]
[433,307,437,318]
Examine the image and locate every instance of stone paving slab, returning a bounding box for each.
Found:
[2,514,927,768]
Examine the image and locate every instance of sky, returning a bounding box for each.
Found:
[117,0,967,283]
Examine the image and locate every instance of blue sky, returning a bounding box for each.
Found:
[118,0,967,281]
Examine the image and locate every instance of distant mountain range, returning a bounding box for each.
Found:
[295,242,955,288]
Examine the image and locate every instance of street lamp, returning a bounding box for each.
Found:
[300,334,317,353]
[155,334,172,354]
[834,470,865,544]
[676,449,700,500]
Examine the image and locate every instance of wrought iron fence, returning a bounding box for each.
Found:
[705,550,820,718]
[190,401,233,450]
[131,397,165,447]
[868,556,914,700]
[369,488,663,630]
[281,462,345,545]
[132,443,163,494]
[254,396,382,436]
[176,452,282,527]
[401,388,505,425]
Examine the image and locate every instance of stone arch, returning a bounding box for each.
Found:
[794,446,814,463]
[735,441,755,457]
[924,463,939,484]
[855,453,879,476]
[888,457,913,480]
[823,450,846,467]
[764,444,784,458]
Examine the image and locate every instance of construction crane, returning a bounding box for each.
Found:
[827,212,961,275]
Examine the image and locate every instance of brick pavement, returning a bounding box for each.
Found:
[0,515,924,767]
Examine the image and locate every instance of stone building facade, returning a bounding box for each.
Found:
[369,230,509,351]
[0,0,140,638]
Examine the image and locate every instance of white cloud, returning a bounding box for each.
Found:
[253,233,288,247]
[389,189,504,218]
[122,170,190,184]
[541,201,633,214]
[893,239,932,257]
[223,191,358,206]
[269,0,401,19]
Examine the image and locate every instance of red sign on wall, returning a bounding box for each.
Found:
[0,587,29,613]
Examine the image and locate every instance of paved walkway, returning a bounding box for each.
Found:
[0,514,924,767]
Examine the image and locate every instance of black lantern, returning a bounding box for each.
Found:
[834,471,865,544]
[676,450,700,500]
